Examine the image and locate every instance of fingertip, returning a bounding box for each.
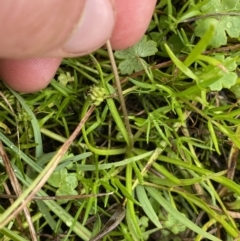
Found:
[110,0,156,50]
[62,0,115,55]
[0,58,62,93]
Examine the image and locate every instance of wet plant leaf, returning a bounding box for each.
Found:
[195,0,240,47]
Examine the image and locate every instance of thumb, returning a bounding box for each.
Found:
[0,0,115,58]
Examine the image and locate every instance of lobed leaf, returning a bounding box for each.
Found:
[115,35,158,75]
[195,0,240,47]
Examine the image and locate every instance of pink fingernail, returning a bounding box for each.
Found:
[63,0,115,54]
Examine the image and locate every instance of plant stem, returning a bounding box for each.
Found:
[106,40,133,149]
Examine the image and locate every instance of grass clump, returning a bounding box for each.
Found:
[0,0,240,240]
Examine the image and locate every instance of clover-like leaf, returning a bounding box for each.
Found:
[48,168,68,188]
[56,183,78,204]
[163,213,186,235]
[48,169,79,204]
[56,184,78,197]
[64,173,78,190]
[209,72,237,91]
[115,35,158,75]
[201,0,239,13]
[209,56,238,91]
[195,0,240,47]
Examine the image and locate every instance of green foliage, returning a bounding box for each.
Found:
[230,83,240,98]
[157,211,187,241]
[163,213,186,234]
[208,55,238,91]
[115,35,158,74]
[146,187,221,241]
[195,0,240,47]
[1,1,240,241]
[136,185,162,229]
[48,167,78,204]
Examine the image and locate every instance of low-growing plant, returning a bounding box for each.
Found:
[0,0,240,240]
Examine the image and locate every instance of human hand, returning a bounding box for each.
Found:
[0,0,156,92]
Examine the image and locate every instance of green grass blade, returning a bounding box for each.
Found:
[146,186,221,241]
[136,185,162,229]
[113,178,140,205]
[76,152,153,172]
[0,227,30,241]
[184,25,215,67]
[157,154,240,196]
[0,131,42,172]
[207,120,220,154]
[126,163,143,240]
[10,89,43,159]
[80,98,127,155]
[175,189,239,238]
[126,204,140,241]
[164,44,199,81]
[106,93,130,146]
[36,201,59,232]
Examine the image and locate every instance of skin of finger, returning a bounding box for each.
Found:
[47,0,157,56]
[110,0,157,50]
[0,0,157,93]
[0,58,62,93]
[0,1,86,58]
[47,0,116,57]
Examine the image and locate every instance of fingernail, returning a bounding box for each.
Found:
[63,0,115,54]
